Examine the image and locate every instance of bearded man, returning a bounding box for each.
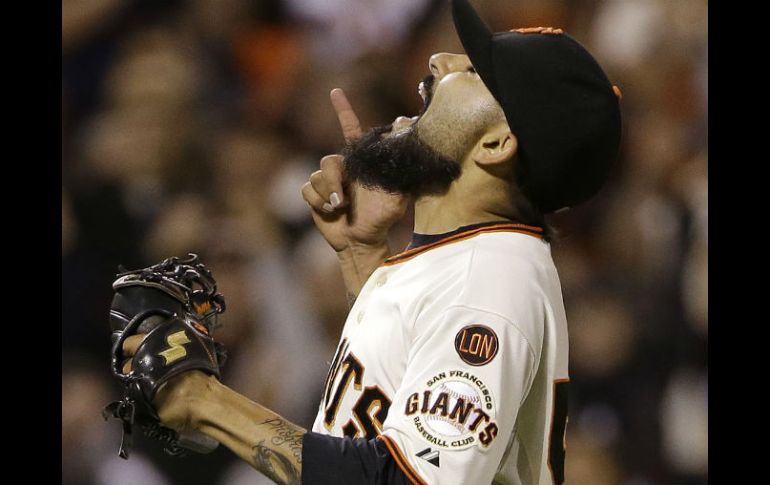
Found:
[119,1,621,483]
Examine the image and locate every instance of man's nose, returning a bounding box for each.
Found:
[428,53,472,80]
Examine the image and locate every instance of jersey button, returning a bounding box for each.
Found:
[375,274,387,287]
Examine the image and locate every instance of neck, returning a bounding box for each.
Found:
[413,178,516,234]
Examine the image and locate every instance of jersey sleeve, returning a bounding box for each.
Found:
[378,304,541,484]
[301,432,412,484]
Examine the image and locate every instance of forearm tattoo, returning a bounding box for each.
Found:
[252,418,303,485]
[254,440,300,485]
[263,418,303,463]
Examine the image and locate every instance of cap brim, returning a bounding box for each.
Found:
[451,0,498,98]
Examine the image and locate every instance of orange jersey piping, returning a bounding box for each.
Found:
[379,435,428,485]
[383,223,543,267]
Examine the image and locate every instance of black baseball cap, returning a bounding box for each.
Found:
[451,0,622,213]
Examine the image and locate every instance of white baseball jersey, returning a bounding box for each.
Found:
[312,222,570,485]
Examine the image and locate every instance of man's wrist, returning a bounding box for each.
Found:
[178,371,221,430]
[336,242,391,276]
[336,242,391,301]
[337,240,390,259]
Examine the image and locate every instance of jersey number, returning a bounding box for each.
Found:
[322,339,392,439]
[548,379,569,485]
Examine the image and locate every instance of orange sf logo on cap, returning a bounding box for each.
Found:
[510,26,564,35]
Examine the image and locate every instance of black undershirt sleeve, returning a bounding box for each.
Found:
[301,432,412,485]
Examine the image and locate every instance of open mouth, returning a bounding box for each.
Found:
[380,74,436,138]
[417,74,435,116]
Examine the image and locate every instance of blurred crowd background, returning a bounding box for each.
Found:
[62,0,707,484]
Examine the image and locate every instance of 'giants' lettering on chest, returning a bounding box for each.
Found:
[321,338,392,440]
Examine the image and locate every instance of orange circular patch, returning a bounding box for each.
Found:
[454,325,499,366]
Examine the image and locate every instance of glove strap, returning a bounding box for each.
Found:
[102,398,137,459]
[120,402,135,459]
[103,396,192,458]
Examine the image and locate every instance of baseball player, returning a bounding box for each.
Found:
[115,0,620,484]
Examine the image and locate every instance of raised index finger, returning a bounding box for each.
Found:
[330,88,363,143]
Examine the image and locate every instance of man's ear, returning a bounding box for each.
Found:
[472,124,518,166]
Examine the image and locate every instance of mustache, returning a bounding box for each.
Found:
[373,124,393,136]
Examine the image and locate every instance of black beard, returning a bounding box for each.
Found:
[342,125,461,197]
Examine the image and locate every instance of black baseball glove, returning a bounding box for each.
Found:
[102,254,227,459]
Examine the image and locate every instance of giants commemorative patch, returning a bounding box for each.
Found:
[454,325,498,366]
